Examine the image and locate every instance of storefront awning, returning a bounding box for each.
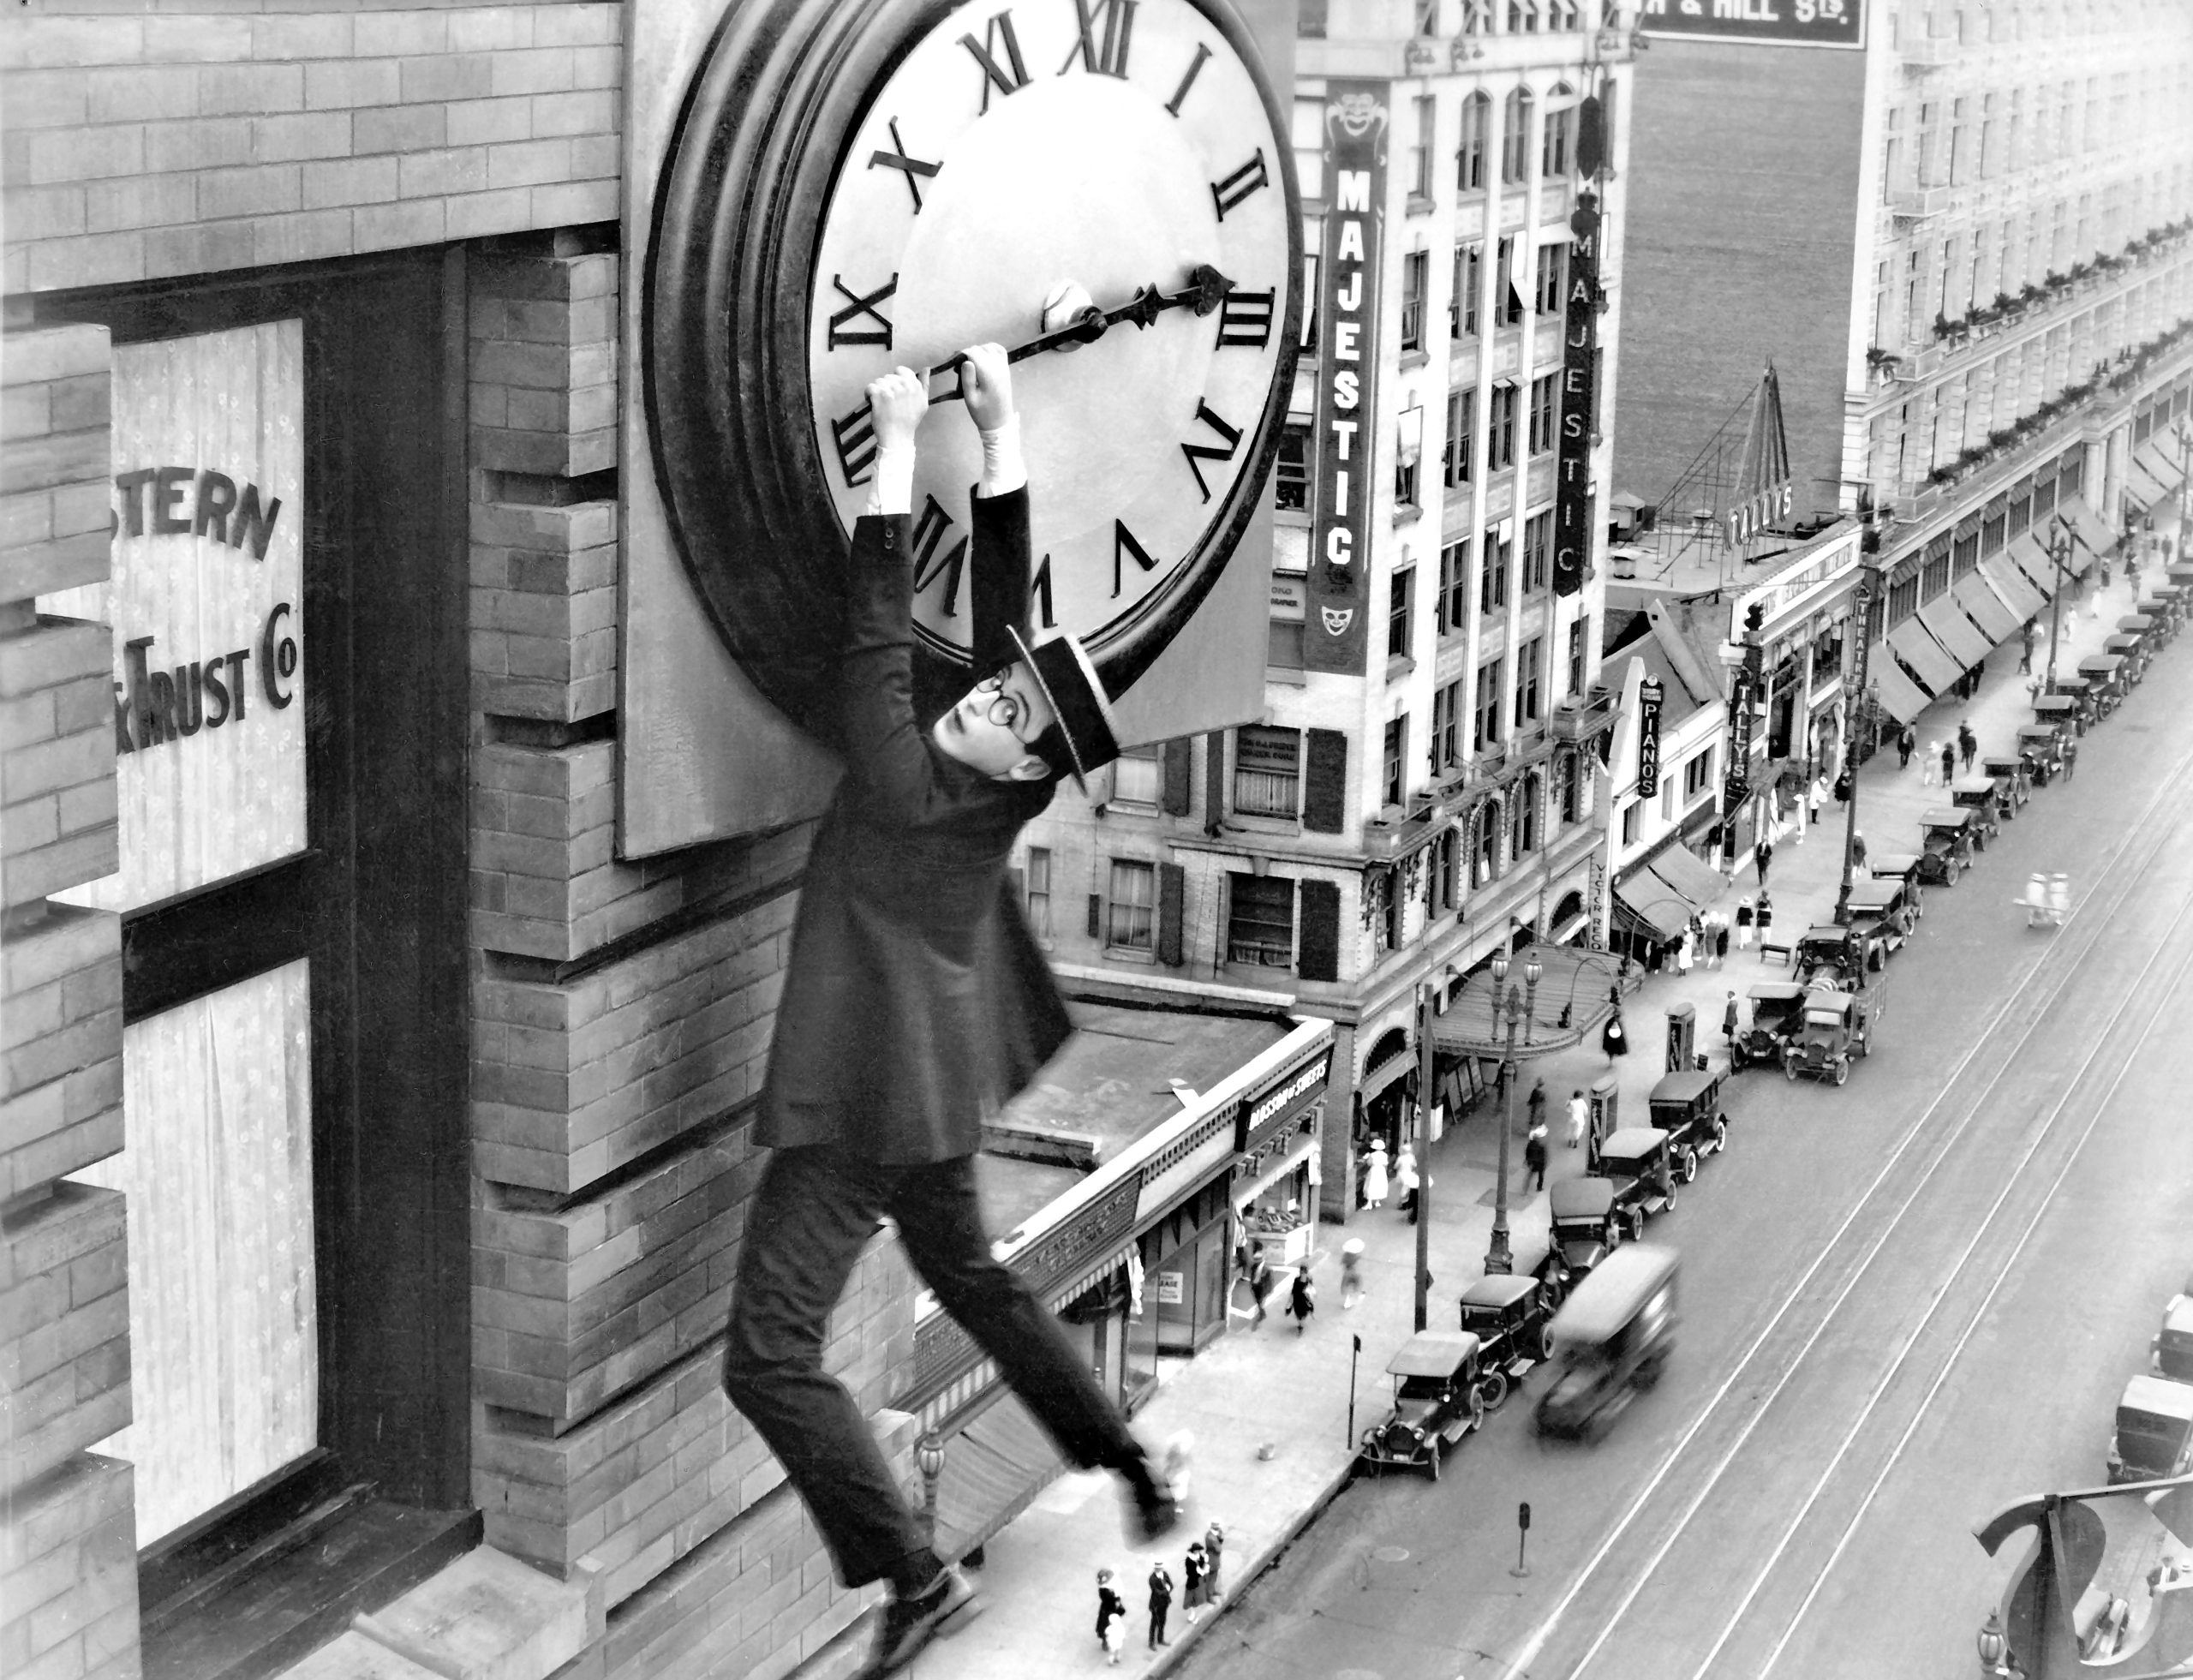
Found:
[2005,530,2068,600]
[933,1392,1067,1563]
[1359,1047,1416,1103]
[1952,573,2022,644]
[2057,496,2118,565]
[1981,550,2049,620]
[1611,882,1688,944]
[1886,619,1959,695]
[1645,839,1730,916]
[2125,457,2172,510]
[2135,439,2184,497]
[1918,595,1993,667]
[1870,658,1932,726]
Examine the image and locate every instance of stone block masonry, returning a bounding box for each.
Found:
[0,4,623,296]
[0,322,134,1680]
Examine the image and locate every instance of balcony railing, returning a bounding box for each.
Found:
[1549,685,1618,741]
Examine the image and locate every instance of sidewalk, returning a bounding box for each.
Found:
[899,521,2173,1680]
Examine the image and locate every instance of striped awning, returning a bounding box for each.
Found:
[1952,573,2022,644]
[1919,595,1993,667]
[931,1392,1068,1563]
[1886,620,1959,694]
[1870,659,1931,725]
[1981,550,2048,620]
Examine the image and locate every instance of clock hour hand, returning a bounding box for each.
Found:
[928,265,1236,403]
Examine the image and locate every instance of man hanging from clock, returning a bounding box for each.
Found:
[723,342,1190,1679]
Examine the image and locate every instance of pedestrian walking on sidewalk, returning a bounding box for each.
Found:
[1361,1140,1390,1211]
[1183,1540,1210,1623]
[1203,1523,1226,1602]
[1736,896,1754,948]
[1395,1145,1419,1223]
[1525,1124,1548,1193]
[1940,740,1957,785]
[1833,765,1853,804]
[1288,1266,1317,1334]
[1714,920,1730,968]
[1096,1570,1127,1665]
[1676,929,1695,976]
[1958,720,1977,771]
[2063,737,2079,781]
[1340,1238,1365,1308]
[1246,1240,1274,1329]
[1527,1079,1547,1133]
[1604,1007,1629,1060]
[1146,1561,1174,1649]
[1723,989,1739,1048]
[1898,724,1917,767]
[1756,838,1774,886]
[1808,774,1826,825]
[1756,894,1775,948]
[2101,553,2112,588]
[1852,830,1868,870]
[1567,1088,1589,1149]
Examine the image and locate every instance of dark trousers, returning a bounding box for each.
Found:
[724,1145,1142,1587]
[1150,1605,1169,1646]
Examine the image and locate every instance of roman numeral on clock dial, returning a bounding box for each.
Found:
[1180,400,1242,503]
[867,119,941,212]
[1165,42,1211,116]
[1113,520,1160,599]
[1060,0,1134,76]
[827,273,898,350]
[911,496,970,615]
[1216,288,1274,348]
[961,13,1031,109]
[829,401,875,488]
[1210,149,1268,221]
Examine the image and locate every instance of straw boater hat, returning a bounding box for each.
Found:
[1007,625,1121,791]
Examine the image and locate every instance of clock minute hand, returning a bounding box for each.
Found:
[929,265,1236,402]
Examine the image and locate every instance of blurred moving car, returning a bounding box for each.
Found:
[1534,1243,1679,1442]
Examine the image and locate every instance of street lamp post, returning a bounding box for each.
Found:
[2176,418,2191,545]
[1485,949,1543,1276]
[1834,570,1878,924]
[1974,1608,2012,1677]
[1413,979,1437,1332]
[2045,516,2074,694]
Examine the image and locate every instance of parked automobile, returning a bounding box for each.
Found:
[1949,775,2005,843]
[1457,1274,1557,1410]
[1981,754,2031,811]
[1534,1243,1679,1442]
[2107,1374,2193,1483]
[1867,852,1929,911]
[1731,982,1810,1073]
[1916,810,1978,885]
[2034,691,2088,738]
[1591,1127,1676,1241]
[1782,982,1884,1085]
[1794,923,1869,989]
[1547,1177,1622,1282]
[1644,1067,1730,1182]
[2017,723,2066,786]
[2104,631,2148,685]
[1358,1330,1486,1479]
[2153,1296,2193,1382]
[1840,878,1915,962]
[2077,653,2125,717]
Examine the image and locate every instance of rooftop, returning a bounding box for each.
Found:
[1607,517,1858,607]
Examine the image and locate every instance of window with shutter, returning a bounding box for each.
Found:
[1162,738,1192,814]
[1303,729,1348,832]
[1298,879,1341,982]
[1234,725,1301,817]
[1107,859,1156,951]
[1157,863,1186,966]
[1226,873,1294,966]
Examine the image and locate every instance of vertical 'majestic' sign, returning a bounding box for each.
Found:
[1304,81,1389,676]
[1554,190,1600,599]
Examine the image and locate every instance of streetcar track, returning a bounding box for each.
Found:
[1737,929,2193,1678]
[1507,732,2193,1680]
[1712,909,2193,1678]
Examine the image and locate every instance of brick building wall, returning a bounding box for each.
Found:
[4,6,911,1677]
[2,309,139,1680]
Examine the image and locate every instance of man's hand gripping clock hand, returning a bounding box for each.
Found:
[956,342,1024,499]
[863,365,928,519]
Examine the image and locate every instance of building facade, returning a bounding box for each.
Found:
[0,7,1323,1680]
[1616,0,2193,762]
[1014,0,1637,1206]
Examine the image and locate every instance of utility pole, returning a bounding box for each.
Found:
[1413,981,1437,1331]
[1835,563,1879,924]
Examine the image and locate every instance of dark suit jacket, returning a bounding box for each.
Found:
[756,487,1073,1165]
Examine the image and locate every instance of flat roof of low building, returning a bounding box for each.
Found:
[977,1001,1296,1235]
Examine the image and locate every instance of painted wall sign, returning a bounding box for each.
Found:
[1553,189,1600,598]
[1636,0,1864,49]
[1636,677,1664,798]
[47,320,307,914]
[1304,80,1389,675]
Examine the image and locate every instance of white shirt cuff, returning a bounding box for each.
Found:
[977,413,1025,498]
[866,445,917,518]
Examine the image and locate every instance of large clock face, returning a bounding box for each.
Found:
[806,0,1297,667]
[645,0,1299,744]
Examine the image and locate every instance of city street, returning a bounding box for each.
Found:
[1184,614,2193,1680]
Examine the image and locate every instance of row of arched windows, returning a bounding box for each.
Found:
[1455,85,1577,194]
